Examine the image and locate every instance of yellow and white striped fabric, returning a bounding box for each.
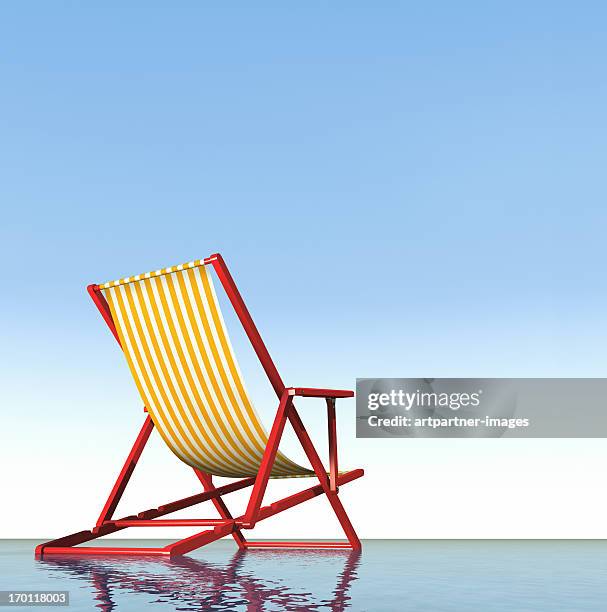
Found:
[100,261,313,479]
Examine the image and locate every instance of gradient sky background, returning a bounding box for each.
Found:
[2,2,607,540]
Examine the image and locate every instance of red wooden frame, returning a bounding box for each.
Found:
[36,253,363,558]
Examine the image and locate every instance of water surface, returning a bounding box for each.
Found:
[2,540,606,610]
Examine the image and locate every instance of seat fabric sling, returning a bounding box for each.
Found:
[99,262,312,478]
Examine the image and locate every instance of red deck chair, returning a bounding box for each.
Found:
[36,254,363,558]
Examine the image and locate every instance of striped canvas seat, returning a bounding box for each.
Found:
[99,261,313,479]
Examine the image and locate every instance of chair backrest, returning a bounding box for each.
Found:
[99,261,311,478]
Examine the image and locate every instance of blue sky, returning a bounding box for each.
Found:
[2,3,607,538]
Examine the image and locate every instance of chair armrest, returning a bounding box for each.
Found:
[286,387,350,494]
[287,387,354,399]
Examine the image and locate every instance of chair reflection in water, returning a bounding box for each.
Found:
[42,549,361,611]
[37,254,363,558]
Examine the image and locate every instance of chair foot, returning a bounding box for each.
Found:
[243,541,355,550]
[36,545,171,558]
